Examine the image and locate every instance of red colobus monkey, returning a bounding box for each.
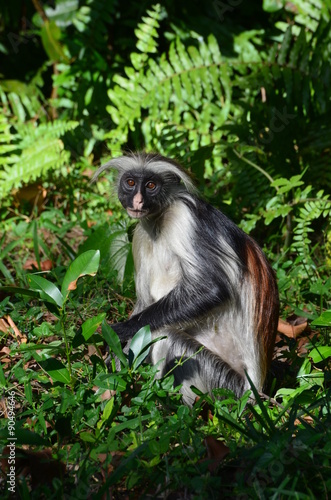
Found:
[94,152,279,405]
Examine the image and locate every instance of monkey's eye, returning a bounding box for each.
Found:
[126,179,135,187]
[146,181,156,190]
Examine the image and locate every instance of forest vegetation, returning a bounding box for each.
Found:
[0,0,330,497]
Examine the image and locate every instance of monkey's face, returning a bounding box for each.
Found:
[118,171,166,219]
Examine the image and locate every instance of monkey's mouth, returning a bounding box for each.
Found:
[127,208,148,219]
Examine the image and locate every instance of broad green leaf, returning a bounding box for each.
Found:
[101,397,115,421]
[61,250,100,301]
[311,310,331,327]
[102,322,127,367]
[309,346,331,363]
[28,274,64,308]
[79,223,133,288]
[93,373,127,392]
[80,432,96,443]
[263,0,283,12]
[24,382,33,404]
[39,358,71,384]
[82,313,106,341]
[129,325,152,369]
[41,20,68,63]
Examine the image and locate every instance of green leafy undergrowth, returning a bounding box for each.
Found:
[0,114,79,201]
[0,251,330,498]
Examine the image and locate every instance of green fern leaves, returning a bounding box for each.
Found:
[106,34,232,154]
[0,120,78,199]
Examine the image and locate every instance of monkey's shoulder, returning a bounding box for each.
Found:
[134,199,196,247]
[133,196,253,276]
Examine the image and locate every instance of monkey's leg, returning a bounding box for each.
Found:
[151,330,248,406]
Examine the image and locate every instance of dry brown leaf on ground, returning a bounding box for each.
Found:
[24,259,53,271]
[92,388,117,401]
[294,415,314,426]
[13,183,47,212]
[0,346,11,365]
[277,318,308,339]
[0,318,10,334]
[296,331,319,356]
[0,315,27,343]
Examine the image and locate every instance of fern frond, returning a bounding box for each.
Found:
[17,120,79,146]
[0,78,46,123]
[135,4,162,54]
[0,115,18,160]
[292,192,331,257]
[131,4,163,70]
[106,34,232,154]
[265,22,330,115]
[277,0,330,34]
[0,140,67,193]
[0,119,78,199]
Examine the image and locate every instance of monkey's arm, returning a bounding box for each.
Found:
[111,278,232,341]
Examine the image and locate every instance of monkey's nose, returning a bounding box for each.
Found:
[133,193,144,210]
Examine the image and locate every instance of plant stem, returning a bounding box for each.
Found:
[233,148,276,187]
[284,212,292,249]
[61,309,73,389]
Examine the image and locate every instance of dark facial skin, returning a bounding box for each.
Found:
[118,172,164,219]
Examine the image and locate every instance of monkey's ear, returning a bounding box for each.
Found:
[168,172,182,185]
[91,154,140,184]
[90,159,119,184]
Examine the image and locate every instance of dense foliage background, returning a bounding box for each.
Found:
[0,0,331,498]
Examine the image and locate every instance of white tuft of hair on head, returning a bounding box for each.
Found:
[91,152,196,194]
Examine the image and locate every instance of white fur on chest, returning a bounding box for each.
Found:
[132,201,196,304]
[149,237,181,301]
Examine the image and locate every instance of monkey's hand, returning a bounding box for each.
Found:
[109,321,134,343]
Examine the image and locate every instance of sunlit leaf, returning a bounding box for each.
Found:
[101,397,115,421]
[61,250,100,301]
[311,310,331,327]
[309,346,331,363]
[78,223,133,289]
[28,274,63,308]
[41,20,69,63]
[93,373,127,392]
[129,325,152,369]
[82,313,106,341]
[39,358,71,384]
